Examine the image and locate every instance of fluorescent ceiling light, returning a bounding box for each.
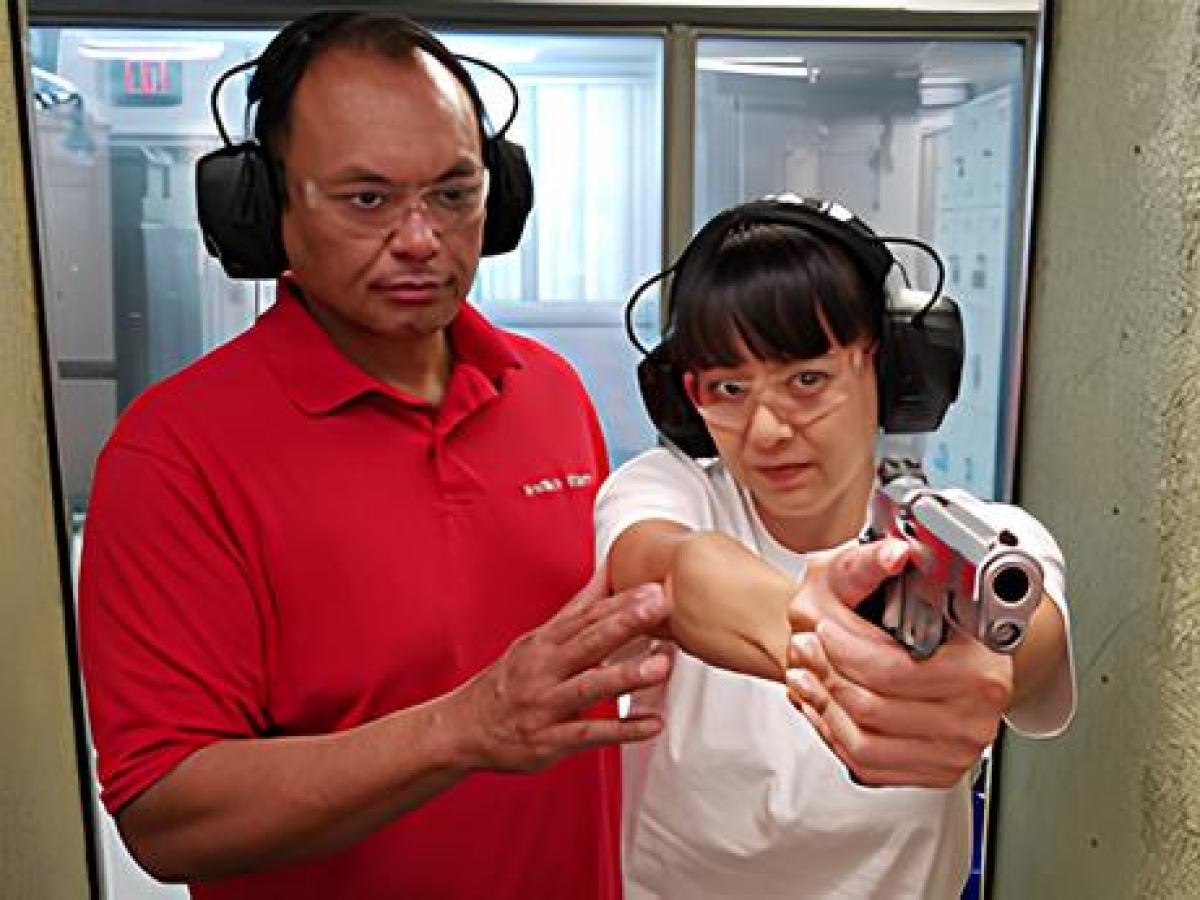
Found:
[918,75,969,107]
[698,57,819,80]
[78,39,226,62]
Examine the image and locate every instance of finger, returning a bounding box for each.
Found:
[555,584,671,675]
[544,578,667,657]
[794,700,836,747]
[787,631,832,680]
[817,620,930,694]
[826,677,1000,748]
[544,650,672,718]
[538,712,665,755]
[826,538,911,609]
[818,697,969,787]
[540,565,610,643]
[546,577,662,647]
[840,758,964,791]
[785,667,832,716]
[818,620,1011,707]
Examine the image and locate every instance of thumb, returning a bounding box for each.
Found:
[826,538,910,610]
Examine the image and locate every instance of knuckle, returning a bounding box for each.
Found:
[575,676,595,706]
[969,718,1001,750]
[579,628,609,665]
[513,715,540,744]
[513,629,541,653]
[979,672,1013,710]
[574,720,598,747]
[840,730,870,768]
[584,592,619,627]
[844,689,883,729]
[955,745,983,773]
[831,550,857,584]
[576,671,612,708]
[621,658,647,688]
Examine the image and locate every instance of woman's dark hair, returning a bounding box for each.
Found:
[667,220,883,370]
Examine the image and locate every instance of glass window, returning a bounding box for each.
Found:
[695,37,1026,500]
[447,33,664,467]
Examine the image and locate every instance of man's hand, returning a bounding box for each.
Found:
[785,539,1012,788]
[451,568,674,773]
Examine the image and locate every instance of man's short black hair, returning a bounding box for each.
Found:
[248,11,489,163]
[667,219,884,371]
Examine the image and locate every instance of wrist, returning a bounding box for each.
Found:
[433,675,492,773]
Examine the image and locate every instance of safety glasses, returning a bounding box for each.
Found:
[300,167,489,237]
[688,346,871,431]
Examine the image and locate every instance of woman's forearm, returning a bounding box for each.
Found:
[609,522,796,680]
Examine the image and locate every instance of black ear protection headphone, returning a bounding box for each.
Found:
[623,195,965,458]
[195,10,534,280]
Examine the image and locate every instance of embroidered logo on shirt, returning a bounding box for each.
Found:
[522,472,594,497]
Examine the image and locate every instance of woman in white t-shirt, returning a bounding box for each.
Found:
[596,196,1075,900]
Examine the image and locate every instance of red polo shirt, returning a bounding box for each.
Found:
[79,280,620,899]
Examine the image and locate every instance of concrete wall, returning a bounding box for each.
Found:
[993,1,1200,897]
[0,0,92,896]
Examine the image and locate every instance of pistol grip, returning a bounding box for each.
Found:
[856,571,944,660]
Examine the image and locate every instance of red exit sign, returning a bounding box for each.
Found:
[109,60,183,106]
[125,60,171,95]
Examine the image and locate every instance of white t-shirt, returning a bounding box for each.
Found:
[594,446,1075,900]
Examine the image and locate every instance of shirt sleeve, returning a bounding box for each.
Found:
[79,439,270,815]
[593,447,714,562]
[958,494,1076,738]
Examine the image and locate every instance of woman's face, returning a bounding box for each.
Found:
[686,337,880,550]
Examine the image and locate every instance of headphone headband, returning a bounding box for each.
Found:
[690,196,895,292]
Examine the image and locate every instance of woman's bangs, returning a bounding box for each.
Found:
[667,221,881,370]
[672,240,833,368]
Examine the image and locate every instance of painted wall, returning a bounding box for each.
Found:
[0,0,91,896]
[993,1,1200,897]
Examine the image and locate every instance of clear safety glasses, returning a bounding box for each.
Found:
[301,168,490,237]
[689,347,871,431]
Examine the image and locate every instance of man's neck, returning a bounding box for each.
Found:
[299,296,454,406]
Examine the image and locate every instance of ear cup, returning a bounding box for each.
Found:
[636,344,717,459]
[195,142,287,279]
[481,136,534,257]
[878,291,965,433]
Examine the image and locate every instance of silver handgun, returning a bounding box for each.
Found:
[865,456,1044,660]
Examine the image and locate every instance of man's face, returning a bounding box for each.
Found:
[686,339,879,545]
[278,47,486,345]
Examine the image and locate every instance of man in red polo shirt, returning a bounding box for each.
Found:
[78,12,673,898]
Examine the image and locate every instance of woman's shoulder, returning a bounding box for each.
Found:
[606,445,725,492]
